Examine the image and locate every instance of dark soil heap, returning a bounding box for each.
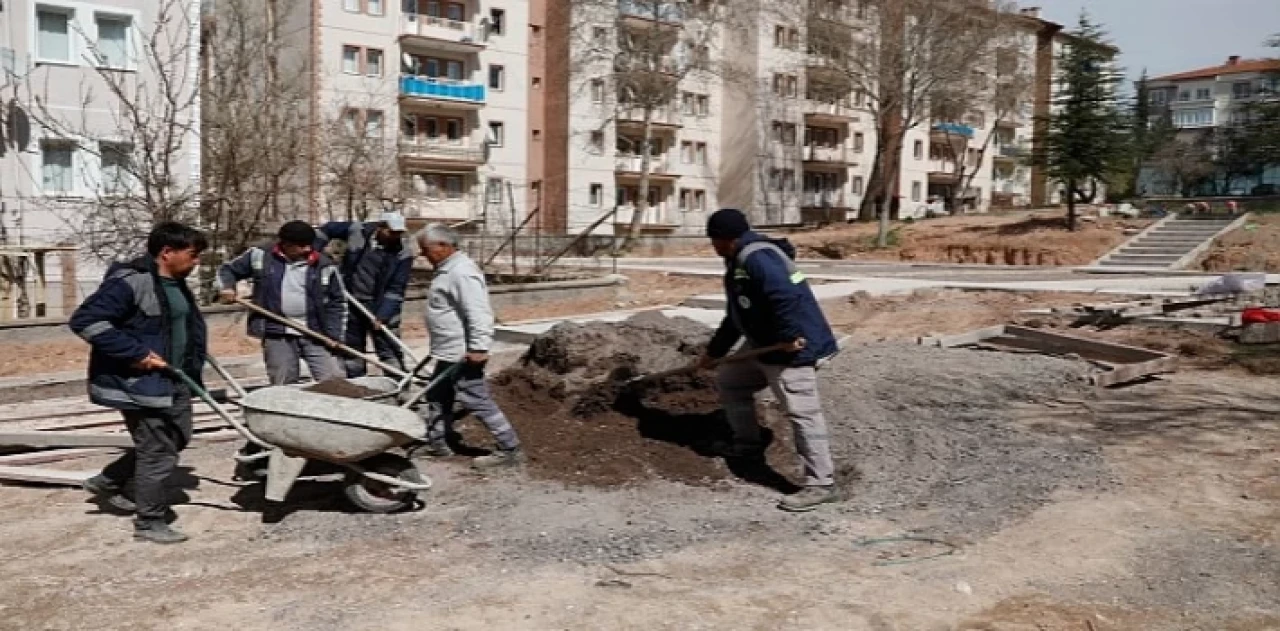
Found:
[304,379,385,399]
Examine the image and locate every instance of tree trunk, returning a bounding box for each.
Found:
[876,126,904,247]
[1066,179,1078,232]
[622,108,658,250]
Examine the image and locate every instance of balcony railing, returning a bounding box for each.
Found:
[614,55,679,75]
[615,204,679,227]
[805,99,857,120]
[931,122,975,139]
[618,0,683,23]
[802,191,848,207]
[400,14,484,47]
[399,76,487,104]
[402,194,478,221]
[615,154,673,174]
[398,139,487,163]
[617,106,682,126]
[803,145,852,164]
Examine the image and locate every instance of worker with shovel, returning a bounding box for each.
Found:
[217,221,347,478]
[700,208,841,512]
[318,209,415,377]
[412,224,524,468]
[70,222,209,544]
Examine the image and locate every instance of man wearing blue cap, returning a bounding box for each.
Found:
[318,210,414,377]
[700,208,841,512]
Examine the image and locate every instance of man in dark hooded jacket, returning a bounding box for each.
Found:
[700,208,841,512]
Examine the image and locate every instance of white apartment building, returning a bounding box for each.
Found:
[1,0,201,302]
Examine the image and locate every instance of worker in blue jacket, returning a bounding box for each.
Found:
[318,210,414,377]
[69,222,209,544]
[698,208,841,512]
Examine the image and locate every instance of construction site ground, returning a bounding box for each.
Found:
[1,275,1278,629]
[1198,212,1280,272]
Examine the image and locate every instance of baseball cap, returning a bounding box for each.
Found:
[378,211,407,232]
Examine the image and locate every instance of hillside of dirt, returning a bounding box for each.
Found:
[1198,214,1280,272]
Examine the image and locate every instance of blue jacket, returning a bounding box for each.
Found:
[706,231,838,366]
[69,257,207,410]
[317,221,414,324]
[216,243,347,340]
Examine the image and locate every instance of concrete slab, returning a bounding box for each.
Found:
[682,278,950,309]
[494,306,725,344]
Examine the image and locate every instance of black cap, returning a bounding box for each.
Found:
[278,220,316,246]
[706,208,751,240]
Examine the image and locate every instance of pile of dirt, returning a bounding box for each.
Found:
[303,379,384,399]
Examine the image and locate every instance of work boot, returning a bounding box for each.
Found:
[471,447,526,469]
[778,486,839,513]
[133,520,189,544]
[83,475,137,513]
[407,440,453,459]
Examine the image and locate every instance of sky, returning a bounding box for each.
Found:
[1039,0,1280,85]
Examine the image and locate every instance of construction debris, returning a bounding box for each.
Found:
[921,324,1178,387]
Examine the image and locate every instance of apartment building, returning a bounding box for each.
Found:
[1,0,201,295]
[1142,55,1280,195]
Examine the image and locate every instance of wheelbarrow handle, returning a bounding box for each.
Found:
[342,289,419,366]
[163,366,273,451]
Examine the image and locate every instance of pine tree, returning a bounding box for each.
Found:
[1039,13,1128,231]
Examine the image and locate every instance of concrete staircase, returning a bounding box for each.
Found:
[1090,214,1246,272]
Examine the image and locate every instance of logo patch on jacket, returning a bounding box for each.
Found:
[737,295,752,309]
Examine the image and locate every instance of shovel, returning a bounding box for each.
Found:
[625,340,804,387]
[342,289,419,366]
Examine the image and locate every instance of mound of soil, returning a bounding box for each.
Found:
[304,379,384,399]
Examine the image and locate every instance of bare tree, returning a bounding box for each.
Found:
[778,0,1020,245]
[569,0,746,247]
[23,0,202,261]
[1150,134,1216,197]
[318,91,400,222]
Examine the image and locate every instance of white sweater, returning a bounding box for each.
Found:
[426,252,494,362]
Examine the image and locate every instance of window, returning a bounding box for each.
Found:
[342,46,360,74]
[590,78,604,103]
[852,176,864,195]
[1233,82,1253,99]
[914,140,924,160]
[445,118,461,141]
[100,142,132,195]
[446,59,463,80]
[489,8,505,35]
[95,15,130,69]
[446,2,464,21]
[365,110,384,137]
[1150,90,1168,106]
[488,122,504,146]
[344,0,360,12]
[368,0,385,15]
[681,141,694,164]
[589,183,603,207]
[532,77,542,88]
[853,132,864,153]
[444,175,464,198]
[775,26,785,48]
[489,64,505,90]
[1178,90,1190,102]
[696,95,710,116]
[682,92,695,115]
[487,178,504,204]
[593,27,608,45]
[41,141,73,194]
[532,129,542,141]
[341,109,360,135]
[772,74,798,98]
[589,131,604,153]
[695,142,707,165]
[1195,87,1211,101]
[912,181,922,202]
[365,49,383,76]
[694,190,706,212]
[37,9,72,63]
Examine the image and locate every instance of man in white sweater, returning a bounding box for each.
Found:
[415,224,523,468]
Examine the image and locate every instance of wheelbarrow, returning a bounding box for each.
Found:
[171,353,458,514]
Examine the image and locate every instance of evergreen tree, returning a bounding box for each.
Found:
[1039,13,1128,230]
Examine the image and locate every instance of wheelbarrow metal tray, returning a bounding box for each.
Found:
[241,386,425,462]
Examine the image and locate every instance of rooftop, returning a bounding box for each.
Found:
[1151,56,1280,83]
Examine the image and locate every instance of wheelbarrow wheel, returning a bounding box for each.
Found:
[343,453,424,513]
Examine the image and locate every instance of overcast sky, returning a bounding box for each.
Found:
[1039,0,1280,83]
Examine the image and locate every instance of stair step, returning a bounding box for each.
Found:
[1120,247,1196,255]
[1096,260,1176,268]
[1106,255,1182,263]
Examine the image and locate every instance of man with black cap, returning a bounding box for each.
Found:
[217,221,347,386]
[700,208,842,512]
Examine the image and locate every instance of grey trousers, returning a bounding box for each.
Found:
[717,359,836,487]
[422,360,520,451]
[263,335,344,386]
[100,384,194,522]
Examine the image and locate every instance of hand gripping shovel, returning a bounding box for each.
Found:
[625,339,805,387]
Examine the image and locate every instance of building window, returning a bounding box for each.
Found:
[682,92,695,115]
[532,129,542,141]
[100,142,132,195]
[1151,90,1168,106]
[912,181,922,202]
[489,8,505,35]
[1233,82,1253,99]
[853,132,864,152]
[695,142,707,165]
[365,110,384,137]
[532,76,542,88]
[696,95,710,116]
[37,9,72,63]
[1178,90,1190,102]
[681,141,693,164]
[487,178,504,204]
[367,0,385,15]
[341,108,360,135]
[695,190,706,212]
[343,0,360,12]
[852,176,864,195]
[593,27,608,45]
[342,46,360,74]
[94,15,130,69]
[589,130,604,152]
[590,78,605,103]
[589,183,603,207]
[914,140,924,160]
[365,49,383,76]
[1195,87,1211,101]
[41,141,74,194]
[489,64,505,90]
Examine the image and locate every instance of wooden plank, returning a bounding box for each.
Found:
[1003,325,1166,362]
[0,431,134,449]
[0,465,91,487]
[919,325,1006,348]
[0,448,105,466]
[1091,356,1179,388]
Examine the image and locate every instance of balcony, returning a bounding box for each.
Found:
[399,76,487,108]
[617,105,683,131]
[994,118,1024,131]
[614,154,680,181]
[400,14,486,53]
[804,100,858,125]
[618,0,682,27]
[801,191,851,208]
[398,139,487,167]
[931,122,975,141]
[613,55,680,77]
[802,145,856,168]
[614,204,681,232]
[402,195,479,222]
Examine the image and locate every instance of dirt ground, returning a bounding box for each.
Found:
[0,271,720,378]
[1199,213,1280,272]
